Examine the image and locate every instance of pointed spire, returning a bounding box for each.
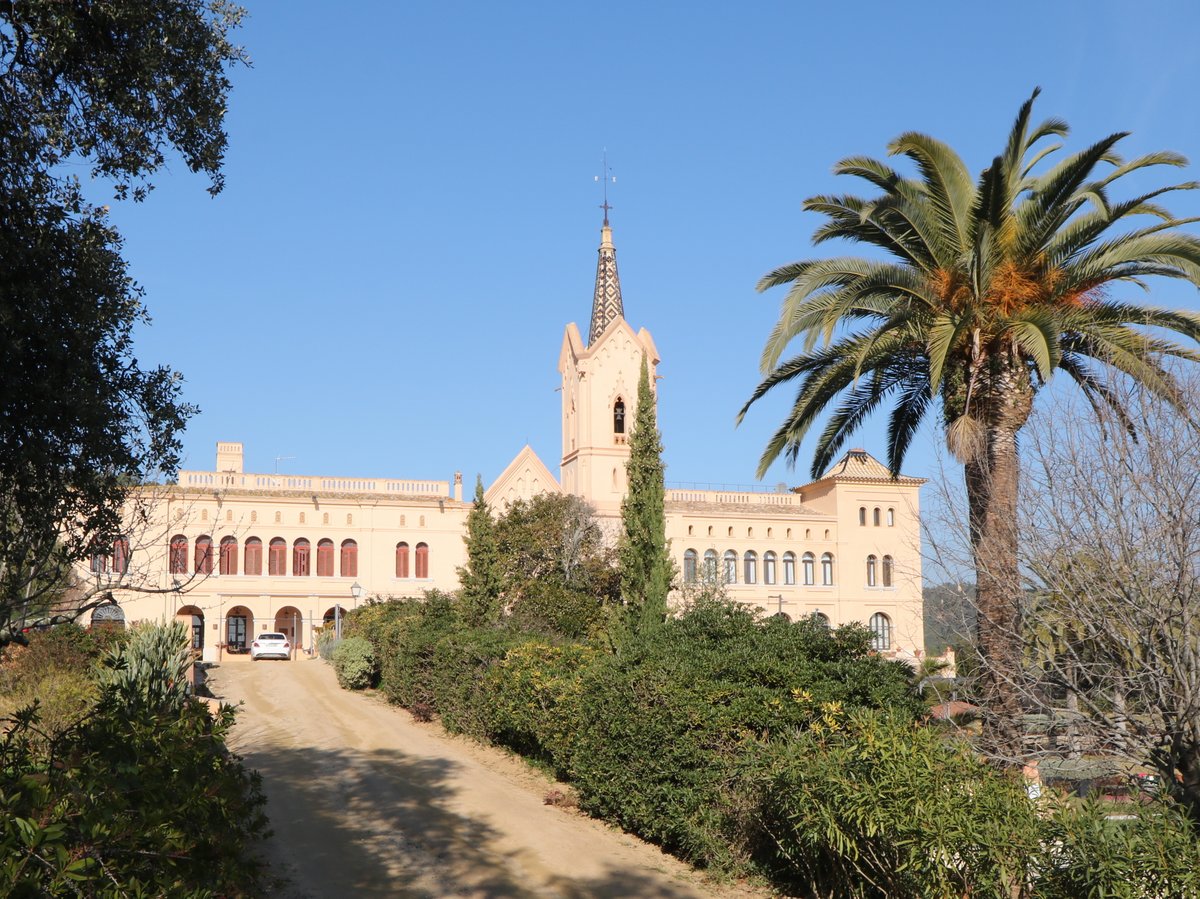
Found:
[588,217,624,345]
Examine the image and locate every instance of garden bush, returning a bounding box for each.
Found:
[0,624,118,735]
[331,636,377,690]
[756,709,1200,898]
[0,622,268,896]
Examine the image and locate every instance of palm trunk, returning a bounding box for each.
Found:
[965,390,1030,763]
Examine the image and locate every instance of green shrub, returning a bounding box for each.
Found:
[756,709,1200,898]
[1036,799,1200,898]
[506,579,606,640]
[484,640,595,773]
[0,631,268,896]
[757,709,1040,898]
[99,619,193,710]
[424,627,525,737]
[331,636,377,690]
[0,624,118,736]
[563,599,923,869]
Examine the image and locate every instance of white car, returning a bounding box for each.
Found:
[250,632,291,660]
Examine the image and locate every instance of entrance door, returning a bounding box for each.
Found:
[226,616,247,651]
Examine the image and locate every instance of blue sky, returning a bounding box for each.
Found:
[107,0,1200,496]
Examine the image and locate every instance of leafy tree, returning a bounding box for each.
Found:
[618,354,672,630]
[0,1,248,641]
[458,475,503,626]
[740,89,1200,759]
[494,493,619,638]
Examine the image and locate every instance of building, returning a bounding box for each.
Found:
[92,217,925,659]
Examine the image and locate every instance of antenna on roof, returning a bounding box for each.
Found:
[274,455,295,474]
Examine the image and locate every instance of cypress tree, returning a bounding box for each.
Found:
[458,475,503,626]
[619,354,672,629]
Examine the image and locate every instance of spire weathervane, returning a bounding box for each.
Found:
[588,150,623,346]
[595,150,615,225]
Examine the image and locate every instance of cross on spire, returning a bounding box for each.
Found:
[588,151,624,345]
[595,150,615,225]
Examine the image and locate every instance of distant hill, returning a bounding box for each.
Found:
[923,582,976,655]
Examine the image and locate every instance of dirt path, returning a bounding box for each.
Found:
[210,656,769,898]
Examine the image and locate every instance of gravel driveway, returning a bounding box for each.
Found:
[210,655,768,898]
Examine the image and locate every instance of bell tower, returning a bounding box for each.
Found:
[559,215,659,519]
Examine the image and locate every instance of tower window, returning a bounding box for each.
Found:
[613,398,626,434]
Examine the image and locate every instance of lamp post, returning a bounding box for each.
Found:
[341,582,363,641]
[768,594,784,617]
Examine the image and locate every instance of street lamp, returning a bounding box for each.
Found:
[340,582,363,641]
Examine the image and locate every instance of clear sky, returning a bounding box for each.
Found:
[106,0,1200,497]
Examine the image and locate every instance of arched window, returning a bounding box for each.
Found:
[613,398,626,434]
[743,551,758,585]
[811,611,831,628]
[219,536,238,576]
[763,551,777,585]
[869,612,892,651]
[873,507,881,527]
[194,536,213,574]
[112,536,130,575]
[683,549,698,584]
[244,537,262,576]
[90,604,126,631]
[866,554,877,587]
[341,539,358,577]
[268,538,286,575]
[293,539,311,576]
[90,550,107,574]
[887,507,895,527]
[882,555,894,588]
[169,535,188,574]
[415,542,429,578]
[316,539,334,577]
[859,507,866,526]
[783,551,796,586]
[723,550,737,584]
[802,552,815,586]
[821,552,834,586]
[396,542,410,578]
[703,549,718,580]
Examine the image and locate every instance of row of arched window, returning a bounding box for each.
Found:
[167,535,430,579]
[859,506,896,527]
[682,549,836,586]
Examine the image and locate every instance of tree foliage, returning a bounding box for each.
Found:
[493,492,619,638]
[741,89,1200,758]
[457,475,503,627]
[618,354,672,630]
[0,0,248,641]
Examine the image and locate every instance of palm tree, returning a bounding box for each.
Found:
[739,89,1200,760]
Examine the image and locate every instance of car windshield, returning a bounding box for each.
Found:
[259,633,286,640]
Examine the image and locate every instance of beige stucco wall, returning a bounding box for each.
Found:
[96,455,468,657]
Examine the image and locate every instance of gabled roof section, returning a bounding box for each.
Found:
[561,316,659,373]
[588,221,624,346]
[803,448,926,488]
[485,445,561,509]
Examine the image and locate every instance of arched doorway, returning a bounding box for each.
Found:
[274,606,303,654]
[90,603,126,632]
[323,604,348,640]
[225,605,253,653]
[176,605,204,651]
